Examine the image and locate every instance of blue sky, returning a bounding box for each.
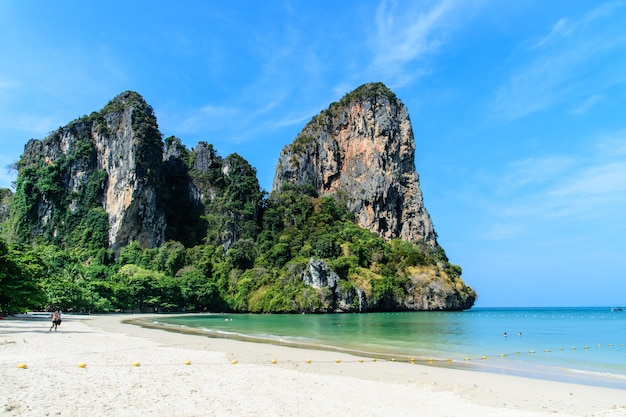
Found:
[1,1,625,307]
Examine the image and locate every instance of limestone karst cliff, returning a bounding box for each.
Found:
[8,91,264,256]
[4,85,475,313]
[272,83,475,311]
[13,92,166,254]
[273,82,437,247]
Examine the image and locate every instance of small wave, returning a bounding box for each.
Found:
[568,368,626,380]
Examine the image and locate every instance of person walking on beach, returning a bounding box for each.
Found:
[49,310,61,332]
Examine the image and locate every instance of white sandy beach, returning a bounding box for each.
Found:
[1,314,625,417]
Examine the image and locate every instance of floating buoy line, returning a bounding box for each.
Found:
[458,341,626,362]
[10,357,439,369]
[9,341,624,370]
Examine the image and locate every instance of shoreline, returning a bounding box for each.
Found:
[125,316,459,363]
[2,313,625,416]
[138,313,626,391]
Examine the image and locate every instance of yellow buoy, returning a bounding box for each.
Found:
[544,349,550,353]
[335,359,341,363]
[358,359,364,363]
[305,359,311,363]
[184,360,191,366]
[17,363,27,369]
[464,357,470,361]
[270,358,277,364]
[132,362,140,367]
[231,360,238,365]
[372,358,377,362]
[77,362,87,368]
[410,357,415,363]
[481,356,487,360]
[500,353,505,357]
[391,358,396,362]
[446,358,451,363]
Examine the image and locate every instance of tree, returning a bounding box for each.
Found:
[153,241,186,276]
[0,240,46,313]
[226,238,257,270]
[177,267,219,310]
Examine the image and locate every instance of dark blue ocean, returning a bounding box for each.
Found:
[156,307,626,389]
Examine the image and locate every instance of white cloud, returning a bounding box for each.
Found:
[582,0,625,23]
[547,161,626,200]
[531,18,574,49]
[368,0,465,87]
[595,131,626,156]
[0,113,58,139]
[332,83,354,101]
[483,222,525,240]
[497,156,576,193]
[373,0,452,62]
[228,112,314,146]
[533,2,624,48]
[261,113,312,131]
[166,104,240,136]
[483,134,626,239]
[489,43,595,120]
[489,1,626,120]
[0,78,19,90]
[571,94,604,114]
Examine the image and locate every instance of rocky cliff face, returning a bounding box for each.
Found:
[273,83,475,311]
[12,92,263,255]
[97,92,167,253]
[300,257,474,312]
[17,91,167,253]
[273,82,437,247]
[7,86,474,312]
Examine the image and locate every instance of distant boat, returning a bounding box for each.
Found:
[611,307,623,312]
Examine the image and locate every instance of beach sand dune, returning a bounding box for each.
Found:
[1,314,624,417]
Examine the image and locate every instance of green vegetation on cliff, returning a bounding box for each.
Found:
[0,88,476,314]
[0,180,475,313]
[322,82,398,120]
[6,133,109,258]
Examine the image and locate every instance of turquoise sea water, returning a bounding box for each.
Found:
[155,307,626,389]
